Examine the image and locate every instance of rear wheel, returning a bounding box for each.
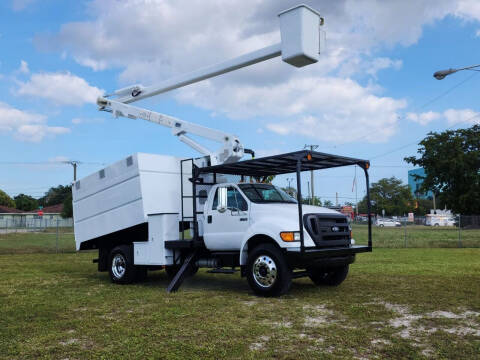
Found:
[247,244,292,297]
[308,265,349,286]
[109,245,137,284]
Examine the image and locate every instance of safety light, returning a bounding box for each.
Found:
[307,154,312,161]
[280,232,301,242]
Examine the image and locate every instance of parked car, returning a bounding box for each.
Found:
[376,218,401,227]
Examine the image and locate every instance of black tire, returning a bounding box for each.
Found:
[109,245,137,284]
[165,264,199,280]
[379,224,384,228]
[307,265,349,286]
[246,243,292,297]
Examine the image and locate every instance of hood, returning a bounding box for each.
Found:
[250,202,342,217]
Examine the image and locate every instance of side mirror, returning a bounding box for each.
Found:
[217,187,228,213]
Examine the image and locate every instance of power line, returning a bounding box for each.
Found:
[370,111,480,160]
[332,71,479,148]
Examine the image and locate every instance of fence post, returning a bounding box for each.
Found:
[56,220,59,253]
[458,214,462,248]
[404,219,407,248]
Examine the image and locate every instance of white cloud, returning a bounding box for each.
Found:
[443,108,480,125]
[12,0,36,11]
[49,155,70,162]
[177,76,406,143]
[407,109,480,126]
[17,72,103,106]
[0,102,70,142]
[18,60,29,74]
[71,117,104,125]
[406,111,442,125]
[32,0,480,143]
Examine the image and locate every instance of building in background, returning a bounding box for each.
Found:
[408,168,433,199]
[0,203,72,228]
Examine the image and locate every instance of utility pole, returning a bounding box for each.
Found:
[304,144,319,205]
[68,161,80,181]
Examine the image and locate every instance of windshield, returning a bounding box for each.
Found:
[238,184,297,204]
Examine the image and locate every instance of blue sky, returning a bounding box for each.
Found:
[1,0,479,205]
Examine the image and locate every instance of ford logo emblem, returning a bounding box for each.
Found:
[331,226,340,232]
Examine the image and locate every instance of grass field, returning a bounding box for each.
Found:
[1,224,478,255]
[353,224,480,248]
[1,247,479,359]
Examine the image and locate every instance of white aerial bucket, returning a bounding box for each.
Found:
[278,4,322,67]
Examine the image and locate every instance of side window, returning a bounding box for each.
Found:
[212,188,219,210]
[212,187,248,211]
[227,187,248,211]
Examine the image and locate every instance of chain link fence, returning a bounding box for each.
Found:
[1,212,479,253]
[0,218,75,254]
[352,215,480,248]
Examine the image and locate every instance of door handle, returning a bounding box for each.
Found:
[240,218,248,222]
[208,215,212,223]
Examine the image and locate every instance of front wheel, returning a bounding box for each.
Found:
[308,265,349,286]
[246,244,292,297]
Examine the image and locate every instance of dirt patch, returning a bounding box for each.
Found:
[303,304,335,327]
[371,338,391,346]
[59,338,79,346]
[374,300,480,344]
[249,335,270,351]
[268,320,292,328]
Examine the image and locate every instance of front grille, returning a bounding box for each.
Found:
[304,213,350,248]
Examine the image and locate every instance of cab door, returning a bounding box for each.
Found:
[203,185,249,250]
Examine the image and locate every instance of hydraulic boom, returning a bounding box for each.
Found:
[97,4,323,166]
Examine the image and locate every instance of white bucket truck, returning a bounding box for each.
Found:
[73,5,373,296]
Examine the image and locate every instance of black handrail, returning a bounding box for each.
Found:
[296,158,304,253]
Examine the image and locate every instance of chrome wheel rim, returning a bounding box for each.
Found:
[112,254,126,279]
[253,255,277,288]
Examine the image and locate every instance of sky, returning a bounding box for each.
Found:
[0,0,479,205]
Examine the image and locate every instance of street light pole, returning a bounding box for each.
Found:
[304,144,319,204]
[433,63,480,80]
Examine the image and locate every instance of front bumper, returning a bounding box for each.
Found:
[285,245,372,269]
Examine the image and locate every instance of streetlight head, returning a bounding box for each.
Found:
[433,68,457,80]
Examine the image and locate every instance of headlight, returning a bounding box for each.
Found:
[280,231,301,242]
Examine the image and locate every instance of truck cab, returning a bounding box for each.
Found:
[202,182,350,251]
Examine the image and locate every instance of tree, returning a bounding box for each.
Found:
[357,177,414,216]
[0,189,15,208]
[61,193,73,218]
[38,185,72,207]
[405,125,480,214]
[323,200,333,207]
[14,194,38,211]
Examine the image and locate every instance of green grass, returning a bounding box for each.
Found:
[353,224,480,248]
[1,249,479,359]
[0,225,478,256]
[0,232,75,254]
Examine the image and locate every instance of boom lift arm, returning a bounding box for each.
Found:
[97,4,323,166]
[97,97,244,165]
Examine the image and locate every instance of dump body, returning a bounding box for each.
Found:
[72,153,192,250]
